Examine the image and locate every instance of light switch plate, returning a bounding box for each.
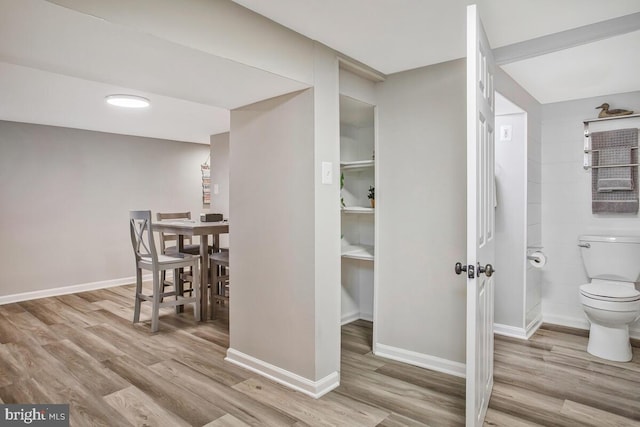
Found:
[500,125,512,141]
[213,184,219,195]
[321,161,332,185]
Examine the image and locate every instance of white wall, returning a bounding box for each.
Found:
[0,120,209,299]
[541,91,640,337]
[494,111,527,328]
[375,59,467,371]
[494,69,543,336]
[210,132,230,248]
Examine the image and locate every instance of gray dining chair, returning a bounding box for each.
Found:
[156,211,199,298]
[156,211,201,256]
[209,251,229,320]
[129,210,200,332]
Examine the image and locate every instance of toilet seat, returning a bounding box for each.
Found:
[579,283,640,302]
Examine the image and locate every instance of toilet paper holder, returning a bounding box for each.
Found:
[526,247,547,267]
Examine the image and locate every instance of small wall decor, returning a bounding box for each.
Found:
[596,103,634,118]
[201,161,211,205]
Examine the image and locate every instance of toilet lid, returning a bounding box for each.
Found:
[580,283,640,302]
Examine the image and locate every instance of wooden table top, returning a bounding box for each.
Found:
[153,219,229,236]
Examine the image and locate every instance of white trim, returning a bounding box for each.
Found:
[341,312,373,326]
[525,314,543,338]
[359,312,373,323]
[341,311,360,326]
[543,312,640,340]
[374,343,466,378]
[225,348,340,399]
[543,313,590,331]
[0,275,150,305]
[494,323,527,339]
[494,313,542,340]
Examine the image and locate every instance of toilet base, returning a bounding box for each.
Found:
[587,322,632,362]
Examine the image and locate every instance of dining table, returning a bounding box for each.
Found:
[153,219,229,320]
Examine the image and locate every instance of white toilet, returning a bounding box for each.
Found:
[578,235,640,362]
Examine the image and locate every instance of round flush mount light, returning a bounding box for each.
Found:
[105,94,150,108]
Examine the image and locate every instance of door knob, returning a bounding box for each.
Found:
[477,263,495,277]
[455,262,475,279]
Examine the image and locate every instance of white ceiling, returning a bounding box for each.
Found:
[1,0,639,143]
[0,62,229,144]
[0,0,309,144]
[234,0,640,103]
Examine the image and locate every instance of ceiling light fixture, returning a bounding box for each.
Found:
[105,94,150,108]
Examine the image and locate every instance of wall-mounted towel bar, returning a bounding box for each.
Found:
[585,162,639,170]
[583,113,640,170]
[584,147,639,169]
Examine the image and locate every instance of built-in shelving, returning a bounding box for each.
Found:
[341,206,374,214]
[341,244,374,261]
[340,160,375,171]
[339,92,375,325]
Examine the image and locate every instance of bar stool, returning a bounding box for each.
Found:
[129,210,200,333]
[209,252,229,320]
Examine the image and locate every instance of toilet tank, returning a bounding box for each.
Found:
[579,235,640,282]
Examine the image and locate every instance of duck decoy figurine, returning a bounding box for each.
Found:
[596,103,634,118]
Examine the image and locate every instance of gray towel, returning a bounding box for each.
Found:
[591,128,638,214]
[594,130,634,191]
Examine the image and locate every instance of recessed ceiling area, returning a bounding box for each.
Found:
[501,30,640,104]
[0,62,229,144]
[0,0,310,143]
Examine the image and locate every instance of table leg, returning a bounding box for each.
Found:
[176,235,184,313]
[200,234,209,320]
[211,256,219,320]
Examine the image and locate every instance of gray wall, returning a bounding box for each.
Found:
[229,90,318,379]
[210,132,230,248]
[0,120,209,297]
[228,43,341,386]
[311,45,341,380]
[376,59,468,364]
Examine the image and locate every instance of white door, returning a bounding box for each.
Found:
[465,4,496,427]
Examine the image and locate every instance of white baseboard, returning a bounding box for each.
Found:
[374,343,466,378]
[225,348,339,399]
[543,313,589,331]
[494,323,528,339]
[341,311,360,325]
[543,313,640,340]
[494,313,542,340]
[340,311,373,325]
[526,314,543,338]
[360,312,373,322]
[0,274,150,305]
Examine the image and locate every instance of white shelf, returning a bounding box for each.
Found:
[341,244,374,261]
[340,160,374,171]
[583,113,640,124]
[341,206,374,214]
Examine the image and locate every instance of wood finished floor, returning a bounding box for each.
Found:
[0,284,639,426]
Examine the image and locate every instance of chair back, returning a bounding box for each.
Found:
[129,210,159,264]
[156,211,193,253]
